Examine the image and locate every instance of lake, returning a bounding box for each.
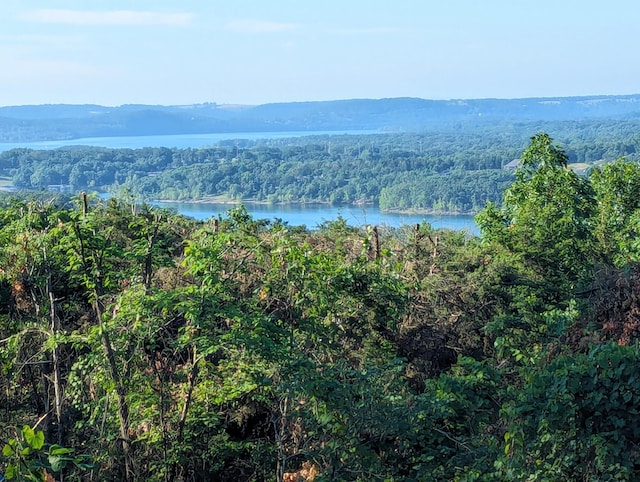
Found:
[1,130,479,233]
[0,129,378,152]
[152,201,479,234]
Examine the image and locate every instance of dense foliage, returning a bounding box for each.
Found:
[2,119,640,213]
[2,133,640,480]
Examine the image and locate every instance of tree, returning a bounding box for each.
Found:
[478,133,596,299]
[0,198,78,445]
[590,159,640,266]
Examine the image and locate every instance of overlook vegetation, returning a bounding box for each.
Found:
[2,134,640,480]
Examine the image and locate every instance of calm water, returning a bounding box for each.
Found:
[1,131,479,233]
[152,201,479,234]
[0,130,377,152]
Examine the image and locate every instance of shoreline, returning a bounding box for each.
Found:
[152,197,479,217]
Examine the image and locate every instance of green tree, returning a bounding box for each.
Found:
[478,133,596,300]
[590,159,640,266]
[476,134,596,366]
[0,198,80,445]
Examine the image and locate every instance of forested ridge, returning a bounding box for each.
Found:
[1,94,640,142]
[3,119,640,213]
[3,134,640,480]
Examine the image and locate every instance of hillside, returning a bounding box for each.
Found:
[1,94,640,142]
[3,136,640,479]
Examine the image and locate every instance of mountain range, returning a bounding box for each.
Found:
[1,94,640,142]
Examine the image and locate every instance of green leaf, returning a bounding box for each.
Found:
[32,430,45,451]
[5,463,16,479]
[48,444,73,456]
[22,425,36,446]
[21,426,45,451]
[2,443,14,457]
[49,454,68,473]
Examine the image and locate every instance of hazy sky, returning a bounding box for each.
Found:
[1,0,638,106]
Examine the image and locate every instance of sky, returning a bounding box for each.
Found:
[1,0,639,107]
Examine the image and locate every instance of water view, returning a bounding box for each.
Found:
[1,130,479,233]
[0,130,377,152]
[152,201,479,234]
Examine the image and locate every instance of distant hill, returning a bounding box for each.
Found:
[1,95,640,142]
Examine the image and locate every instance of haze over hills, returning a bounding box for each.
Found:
[1,94,640,142]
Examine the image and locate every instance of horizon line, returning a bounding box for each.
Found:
[2,92,640,109]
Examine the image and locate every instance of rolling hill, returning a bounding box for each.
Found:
[1,94,639,142]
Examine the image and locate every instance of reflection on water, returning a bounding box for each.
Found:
[152,201,479,234]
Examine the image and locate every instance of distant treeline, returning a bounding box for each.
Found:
[2,119,640,212]
[2,94,640,142]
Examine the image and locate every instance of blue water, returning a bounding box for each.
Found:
[152,201,479,234]
[0,130,377,151]
[0,130,479,233]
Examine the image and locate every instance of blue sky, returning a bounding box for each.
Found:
[1,0,638,106]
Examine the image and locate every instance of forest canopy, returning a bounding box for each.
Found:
[2,133,640,480]
[2,118,640,213]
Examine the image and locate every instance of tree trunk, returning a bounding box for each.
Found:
[143,222,159,291]
[48,276,63,447]
[76,200,134,480]
[94,296,134,482]
[172,347,199,481]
